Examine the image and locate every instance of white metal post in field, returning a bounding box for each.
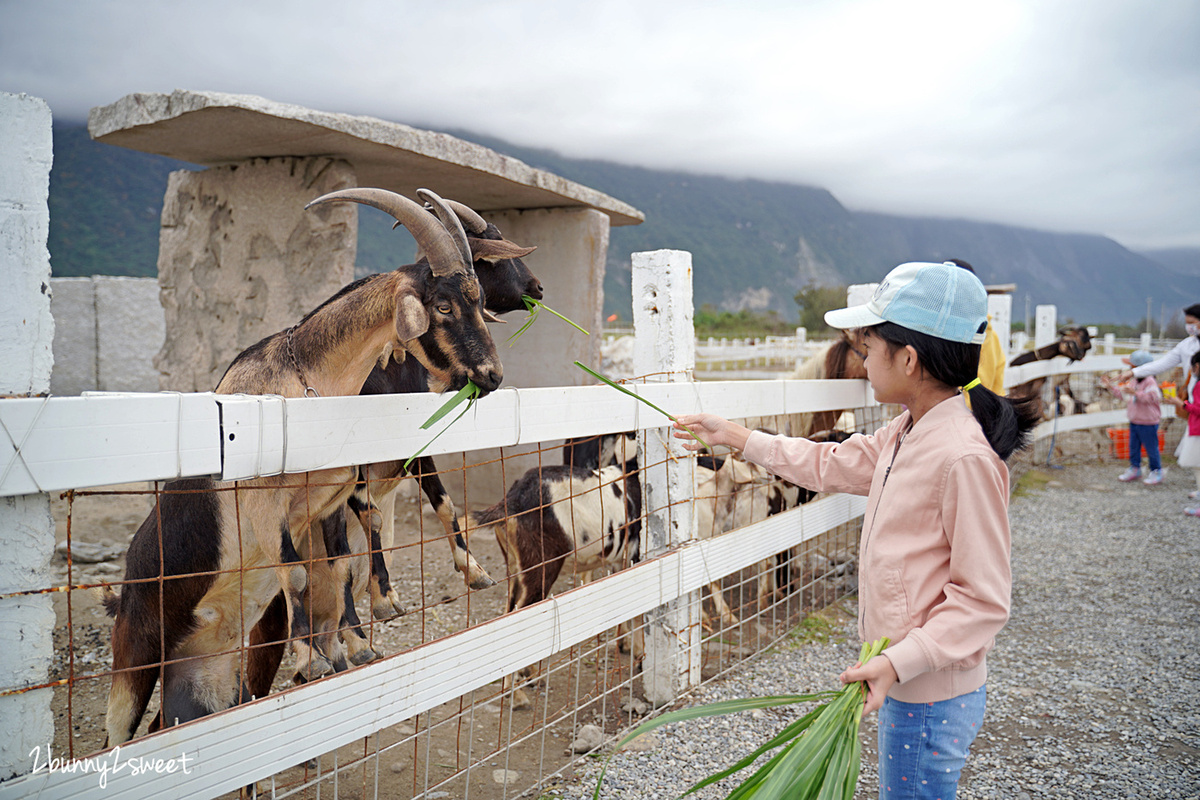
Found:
[1035,305,1058,349]
[631,249,702,706]
[0,91,56,780]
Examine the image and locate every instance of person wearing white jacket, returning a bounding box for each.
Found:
[1118,303,1200,389]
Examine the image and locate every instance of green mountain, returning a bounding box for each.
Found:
[48,121,1195,326]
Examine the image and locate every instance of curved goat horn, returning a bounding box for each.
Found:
[305,188,469,278]
[441,199,489,235]
[416,189,474,272]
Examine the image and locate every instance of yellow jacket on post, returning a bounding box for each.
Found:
[978,322,1006,396]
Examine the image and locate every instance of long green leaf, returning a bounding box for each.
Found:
[508,296,589,345]
[723,736,804,800]
[574,361,710,450]
[533,297,589,334]
[402,382,480,471]
[419,381,478,430]
[681,702,829,796]
[592,638,890,800]
[591,693,838,800]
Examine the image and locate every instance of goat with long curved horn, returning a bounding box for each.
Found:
[305,188,472,278]
[416,188,474,270]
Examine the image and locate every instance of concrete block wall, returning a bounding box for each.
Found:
[0,90,56,782]
[49,276,165,395]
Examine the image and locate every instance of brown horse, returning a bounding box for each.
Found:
[787,329,869,436]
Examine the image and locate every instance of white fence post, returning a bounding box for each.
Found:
[0,91,56,780]
[631,249,701,706]
[1035,305,1057,349]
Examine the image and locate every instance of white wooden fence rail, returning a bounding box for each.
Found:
[0,377,871,800]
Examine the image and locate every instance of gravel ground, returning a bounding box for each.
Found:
[556,459,1200,799]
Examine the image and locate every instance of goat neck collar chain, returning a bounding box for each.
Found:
[286,325,320,398]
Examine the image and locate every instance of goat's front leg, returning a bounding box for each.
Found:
[707,580,739,627]
[412,457,495,589]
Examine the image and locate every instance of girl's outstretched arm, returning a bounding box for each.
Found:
[672,414,752,452]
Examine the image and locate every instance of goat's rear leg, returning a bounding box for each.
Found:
[105,612,161,746]
[348,494,405,620]
[501,540,565,710]
[414,458,495,590]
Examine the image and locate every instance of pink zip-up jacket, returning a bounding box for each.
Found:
[1105,376,1162,425]
[1183,379,1200,436]
[743,396,1010,704]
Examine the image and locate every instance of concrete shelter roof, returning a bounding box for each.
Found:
[88,90,644,227]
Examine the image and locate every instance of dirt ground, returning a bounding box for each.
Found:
[40,466,855,799]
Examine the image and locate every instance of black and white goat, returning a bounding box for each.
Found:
[461,437,640,709]
[102,188,503,746]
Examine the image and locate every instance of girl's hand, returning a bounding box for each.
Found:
[671,414,751,452]
[1167,395,1185,407]
[840,654,899,714]
[1117,370,1135,383]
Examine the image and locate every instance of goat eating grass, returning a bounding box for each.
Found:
[103,188,504,747]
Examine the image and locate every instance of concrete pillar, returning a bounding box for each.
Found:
[154,157,358,391]
[482,207,610,390]
[443,207,612,505]
[631,249,701,706]
[1104,333,1115,355]
[0,91,56,780]
[987,294,1013,358]
[1035,305,1057,350]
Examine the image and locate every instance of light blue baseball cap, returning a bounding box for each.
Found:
[824,261,988,345]
[1127,349,1153,367]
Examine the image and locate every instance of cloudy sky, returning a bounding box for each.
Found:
[3,0,1197,250]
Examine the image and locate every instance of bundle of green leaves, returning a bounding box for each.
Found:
[593,637,890,799]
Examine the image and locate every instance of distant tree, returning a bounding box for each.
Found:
[793,285,847,335]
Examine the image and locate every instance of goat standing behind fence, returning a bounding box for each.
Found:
[102,188,503,747]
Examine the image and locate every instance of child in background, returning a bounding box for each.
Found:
[1101,350,1163,484]
[1167,351,1200,515]
[674,261,1041,800]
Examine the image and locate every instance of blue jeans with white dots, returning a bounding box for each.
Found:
[877,686,986,800]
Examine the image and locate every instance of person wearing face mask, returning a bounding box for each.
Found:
[1118,303,1200,395]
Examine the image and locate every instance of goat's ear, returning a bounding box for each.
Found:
[467,238,537,263]
[394,291,430,342]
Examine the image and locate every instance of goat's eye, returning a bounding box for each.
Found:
[436,304,452,315]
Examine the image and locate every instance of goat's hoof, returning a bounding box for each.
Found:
[350,647,380,666]
[292,653,334,684]
[468,572,497,590]
[372,602,401,621]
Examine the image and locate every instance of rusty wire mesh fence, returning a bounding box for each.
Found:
[20,395,883,800]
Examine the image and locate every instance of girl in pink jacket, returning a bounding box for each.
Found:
[675,261,1040,800]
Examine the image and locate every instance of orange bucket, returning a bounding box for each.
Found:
[1107,427,1165,460]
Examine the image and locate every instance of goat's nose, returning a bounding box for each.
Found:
[475,368,502,394]
[528,281,544,300]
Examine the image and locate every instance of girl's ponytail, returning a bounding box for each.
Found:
[962,381,1041,460]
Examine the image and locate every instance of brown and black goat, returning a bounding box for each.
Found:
[272,199,543,678]
[102,188,503,747]
[1008,326,1093,417]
